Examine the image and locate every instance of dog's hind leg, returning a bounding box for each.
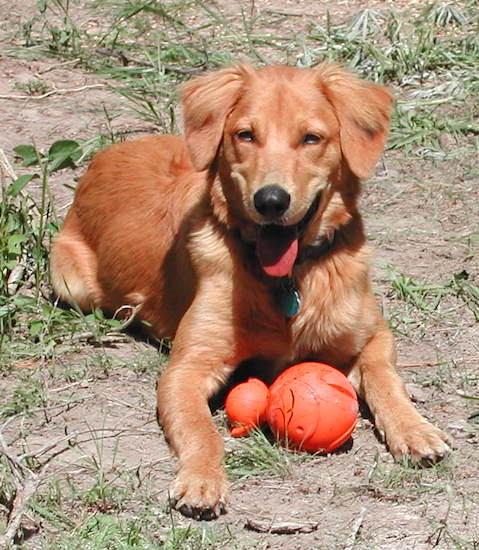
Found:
[50,211,102,311]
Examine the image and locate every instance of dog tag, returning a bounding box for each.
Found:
[275,277,301,318]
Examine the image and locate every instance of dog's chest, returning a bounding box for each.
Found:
[287,265,366,364]
[233,281,292,360]
[233,271,364,367]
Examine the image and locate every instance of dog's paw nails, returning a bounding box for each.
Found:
[387,421,450,465]
[174,500,226,521]
[418,441,451,465]
[168,469,228,520]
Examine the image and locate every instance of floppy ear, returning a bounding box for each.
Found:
[317,64,393,180]
[180,65,252,171]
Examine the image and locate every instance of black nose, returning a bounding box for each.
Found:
[254,185,291,220]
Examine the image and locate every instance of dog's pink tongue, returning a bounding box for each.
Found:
[257,225,298,277]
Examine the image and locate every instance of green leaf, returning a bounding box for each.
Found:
[48,140,82,172]
[8,234,28,254]
[106,319,123,329]
[47,221,60,233]
[13,144,39,167]
[11,295,37,308]
[48,140,81,158]
[29,320,44,338]
[93,308,105,321]
[0,305,15,318]
[8,173,38,196]
[8,234,27,246]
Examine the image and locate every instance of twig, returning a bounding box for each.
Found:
[106,397,148,412]
[0,471,44,547]
[0,431,27,483]
[0,84,106,101]
[95,47,204,75]
[1,399,93,432]
[7,264,26,295]
[71,331,132,345]
[344,507,366,550]
[398,360,446,368]
[245,518,319,534]
[0,430,57,547]
[0,147,17,180]
[18,426,157,463]
[264,8,306,16]
[1,397,95,448]
[114,303,143,330]
[18,432,79,462]
[398,355,479,368]
[35,58,81,75]
[49,380,90,393]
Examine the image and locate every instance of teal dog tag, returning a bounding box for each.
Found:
[275,278,301,317]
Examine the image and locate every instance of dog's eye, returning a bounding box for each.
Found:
[303,134,322,145]
[237,130,255,142]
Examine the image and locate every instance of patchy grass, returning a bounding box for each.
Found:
[385,267,479,338]
[225,428,294,481]
[367,451,458,496]
[8,1,478,146]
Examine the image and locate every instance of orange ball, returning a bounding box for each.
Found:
[225,377,269,437]
[267,362,358,453]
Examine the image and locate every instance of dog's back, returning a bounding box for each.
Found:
[51,134,202,335]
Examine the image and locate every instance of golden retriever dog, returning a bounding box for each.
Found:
[50,63,449,520]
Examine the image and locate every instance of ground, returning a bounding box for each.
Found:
[0,1,478,549]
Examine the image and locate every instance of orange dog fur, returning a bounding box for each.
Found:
[51,64,449,520]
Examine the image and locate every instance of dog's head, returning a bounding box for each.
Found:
[181,64,392,277]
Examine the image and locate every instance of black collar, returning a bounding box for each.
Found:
[295,232,338,265]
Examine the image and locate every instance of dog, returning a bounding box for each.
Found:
[50,63,449,520]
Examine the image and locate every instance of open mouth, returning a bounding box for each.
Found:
[256,194,320,277]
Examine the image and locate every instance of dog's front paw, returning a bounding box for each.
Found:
[169,466,228,520]
[383,416,450,464]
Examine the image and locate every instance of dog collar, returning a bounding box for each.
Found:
[295,233,338,264]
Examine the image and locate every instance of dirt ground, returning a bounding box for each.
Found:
[0,1,478,549]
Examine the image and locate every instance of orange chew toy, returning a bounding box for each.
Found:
[225,377,269,437]
[267,362,358,453]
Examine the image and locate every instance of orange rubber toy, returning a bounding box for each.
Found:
[225,362,359,453]
[224,377,269,437]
